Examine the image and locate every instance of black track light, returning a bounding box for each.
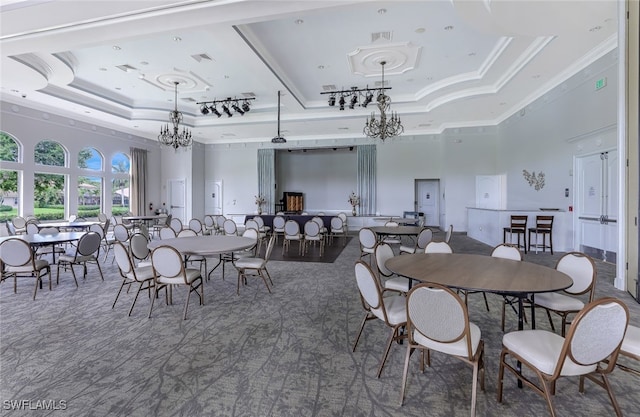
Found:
[222,104,232,117]
[200,104,209,115]
[349,94,358,109]
[210,106,221,118]
[242,101,251,113]
[328,94,336,106]
[362,92,373,108]
[338,95,345,110]
[232,102,244,115]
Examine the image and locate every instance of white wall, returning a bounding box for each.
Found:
[205,146,258,216]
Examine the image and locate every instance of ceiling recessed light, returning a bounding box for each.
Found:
[295,19,304,24]
[112,45,121,50]
[468,52,476,56]
[415,28,425,33]
[173,36,182,42]
[317,65,325,70]
[444,25,454,31]
[140,61,149,65]
[377,8,387,14]
[499,102,507,106]
[589,26,602,32]
[115,87,121,90]
[99,67,107,71]
[532,74,541,79]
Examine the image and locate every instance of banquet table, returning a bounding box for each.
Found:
[148,235,256,279]
[0,231,86,264]
[385,253,573,330]
[369,225,424,242]
[36,221,98,230]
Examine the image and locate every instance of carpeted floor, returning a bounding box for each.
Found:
[268,237,352,263]
[1,231,639,416]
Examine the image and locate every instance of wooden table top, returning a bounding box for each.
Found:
[385,253,572,295]
[148,235,255,256]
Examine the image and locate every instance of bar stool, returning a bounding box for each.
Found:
[503,215,528,254]
[528,215,554,254]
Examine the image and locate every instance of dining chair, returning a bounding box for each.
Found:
[129,232,152,267]
[399,228,432,255]
[11,216,27,234]
[223,219,238,236]
[112,241,155,316]
[188,218,203,235]
[374,242,411,294]
[382,221,401,245]
[424,241,453,254]
[151,213,170,238]
[149,245,204,320]
[497,297,629,417]
[352,261,407,378]
[400,283,485,416]
[283,220,304,255]
[0,237,51,300]
[170,217,183,234]
[272,215,286,244]
[330,216,346,246]
[617,324,640,376]
[56,231,104,286]
[503,215,528,253]
[215,215,227,235]
[358,227,377,261]
[311,216,327,236]
[444,224,453,244]
[245,219,266,253]
[202,215,215,236]
[533,251,596,336]
[234,234,276,295]
[303,220,324,256]
[177,229,207,273]
[159,226,177,240]
[254,216,270,233]
[490,243,526,331]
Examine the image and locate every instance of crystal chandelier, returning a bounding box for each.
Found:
[158,81,192,150]
[362,61,403,141]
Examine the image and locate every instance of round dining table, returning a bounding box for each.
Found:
[385,253,573,330]
[148,235,256,279]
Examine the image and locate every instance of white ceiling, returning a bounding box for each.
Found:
[0,0,618,145]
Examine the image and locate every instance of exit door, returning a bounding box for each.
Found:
[576,150,618,263]
[415,179,440,227]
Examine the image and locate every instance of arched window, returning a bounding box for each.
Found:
[35,140,66,167]
[0,132,20,220]
[77,147,104,217]
[34,140,67,220]
[111,152,130,213]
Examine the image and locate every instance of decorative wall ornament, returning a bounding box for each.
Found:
[522,170,545,191]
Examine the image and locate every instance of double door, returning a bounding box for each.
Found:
[576,150,618,263]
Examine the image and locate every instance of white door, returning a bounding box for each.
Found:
[205,180,222,215]
[576,150,618,263]
[416,179,440,227]
[168,179,186,223]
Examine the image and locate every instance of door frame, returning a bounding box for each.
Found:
[414,179,441,229]
[168,178,187,224]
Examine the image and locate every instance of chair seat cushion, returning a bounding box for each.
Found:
[234,258,264,269]
[373,294,406,326]
[6,259,49,273]
[399,245,416,254]
[414,322,482,357]
[621,325,640,357]
[534,292,584,312]
[385,277,411,292]
[58,253,95,263]
[126,265,154,281]
[502,329,596,376]
[362,247,375,254]
[157,268,201,285]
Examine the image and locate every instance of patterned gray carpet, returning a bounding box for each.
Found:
[1,232,639,416]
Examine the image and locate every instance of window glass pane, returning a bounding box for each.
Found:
[79,147,102,170]
[78,175,102,218]
[111,153,130,174]
[35,140,66,167]
[34,172,65,220]
[0,169,19,221]
[111,178,130,214]
[0,132,19,162]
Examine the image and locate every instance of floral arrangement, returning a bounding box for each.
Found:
[255,195,266,206]
[522,170,545,191]
[348,192,360,207]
